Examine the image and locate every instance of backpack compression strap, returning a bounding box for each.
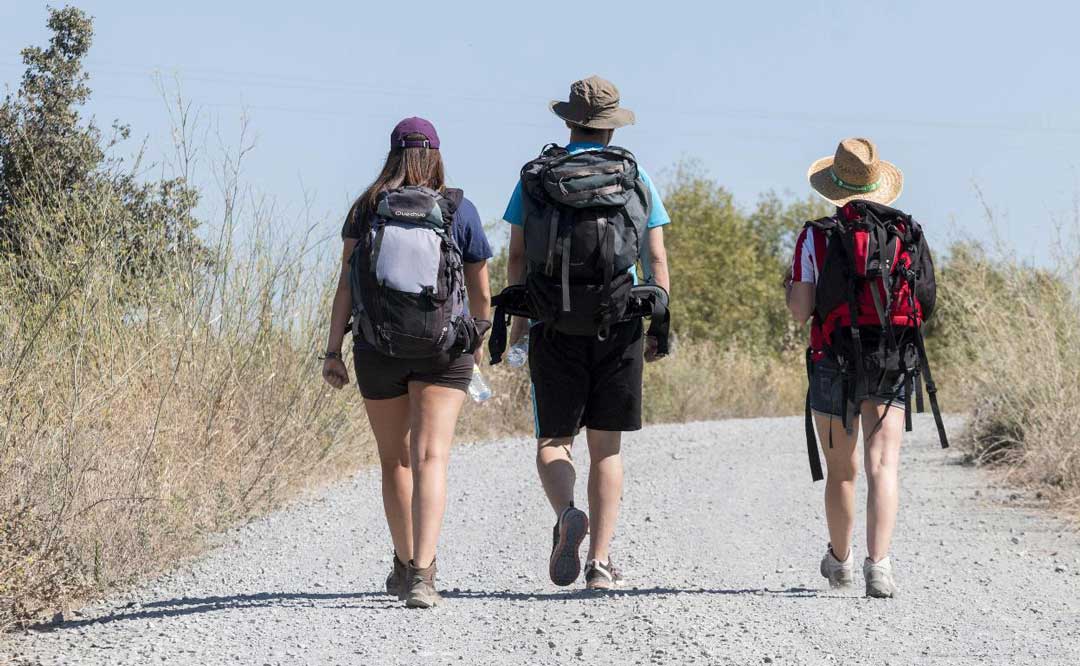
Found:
[805,348,825,482]
[633,285,670,356]
[840,229,862,435]
[912,326,949,449]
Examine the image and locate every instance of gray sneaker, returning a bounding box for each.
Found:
[549,506,589,587]
[584,558,622,590]
[819,544,855,589]
[863,556,898,598]
[385,552,407,600]
[405,559,442,609]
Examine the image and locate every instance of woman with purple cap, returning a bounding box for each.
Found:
[321,117,493,608]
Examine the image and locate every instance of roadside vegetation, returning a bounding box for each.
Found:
[2,5,1076,630]
[932,230,1080,503]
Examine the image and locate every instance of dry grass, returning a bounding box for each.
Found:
[0,196,375,629]
[643,338,804,423]
[459,361,535,441]
[935,237,1080,506]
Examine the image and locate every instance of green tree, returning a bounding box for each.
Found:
[0,5,202,293]
[661,161,831,350]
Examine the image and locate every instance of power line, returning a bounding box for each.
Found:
[3,59,1080,137]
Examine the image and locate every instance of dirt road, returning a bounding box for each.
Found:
[9,416,1080,665]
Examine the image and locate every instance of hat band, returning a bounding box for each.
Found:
[830,167,880,193]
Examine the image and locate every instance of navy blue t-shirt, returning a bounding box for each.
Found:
[342,194,493,351]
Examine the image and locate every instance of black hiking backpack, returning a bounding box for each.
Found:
[518,144,651,336]
[802,199,948,482]
[349,186,487,359]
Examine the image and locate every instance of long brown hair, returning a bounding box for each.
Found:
[354,132,446,225]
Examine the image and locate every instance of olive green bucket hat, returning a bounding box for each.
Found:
[550,75,636,130]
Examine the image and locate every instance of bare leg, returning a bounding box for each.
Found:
[537,436,576,516]
[862,402,905,562]
[585,428,623,563]
[364,395,413,562]
[816,413,860,560]
[407,382,466,569]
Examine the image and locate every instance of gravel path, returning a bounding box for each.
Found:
[7,416,1080,665]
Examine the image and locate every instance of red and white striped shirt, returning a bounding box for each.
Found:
[791,226,828,285]
[790,226,829,354]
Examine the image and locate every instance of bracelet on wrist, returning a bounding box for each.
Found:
[319,351,342,361]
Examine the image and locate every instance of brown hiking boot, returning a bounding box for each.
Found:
[385,552,407,600]
[405,559,442,609]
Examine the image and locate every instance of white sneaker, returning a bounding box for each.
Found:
[819,544,855,588]
[863,556,898,598]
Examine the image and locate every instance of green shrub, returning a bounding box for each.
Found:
[661,161,830,352]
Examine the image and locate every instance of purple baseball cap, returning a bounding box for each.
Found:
[390,117,440,150]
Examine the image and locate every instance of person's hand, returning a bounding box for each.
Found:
[644,335,664,363]
[322,356,350,389]
[473,342,486,367]
[509,316,528,346]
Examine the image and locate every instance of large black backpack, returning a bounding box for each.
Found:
[349,186,485,358]
[518,145,651,336]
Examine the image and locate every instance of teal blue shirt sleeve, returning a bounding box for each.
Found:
[636,167,669,284]
[637,167,670,229]
[502,181,524,226]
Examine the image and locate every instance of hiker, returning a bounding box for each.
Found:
[786,138,946,598]
[321,117,492,608]
[495,76,672,590]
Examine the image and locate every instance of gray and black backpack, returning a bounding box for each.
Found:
[349,186,486,358]
[518,144,651,336]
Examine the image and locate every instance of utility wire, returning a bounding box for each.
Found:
[3,59,1080,136]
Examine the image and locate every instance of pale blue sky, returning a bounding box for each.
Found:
[3,1,1079,259]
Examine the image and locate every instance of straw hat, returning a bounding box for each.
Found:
[807,138,903,206]
[550,76,636,130]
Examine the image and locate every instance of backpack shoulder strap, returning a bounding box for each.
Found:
[521,147,566,197]
[436,188,465,229]
[603,144,638,163]
[440,187,464,209]
[805,216,839,233]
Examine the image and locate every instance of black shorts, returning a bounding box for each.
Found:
[353,348,474,400]
[808,356,907,420]
[529,319,644,438]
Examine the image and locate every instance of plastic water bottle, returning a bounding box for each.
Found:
[468,365,492,403]
[506,336,529,369]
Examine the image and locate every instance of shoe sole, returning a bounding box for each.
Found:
[865,584,897,599]
[405,594,440,609]
[586,579,616,591]
[549,509,588,587]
